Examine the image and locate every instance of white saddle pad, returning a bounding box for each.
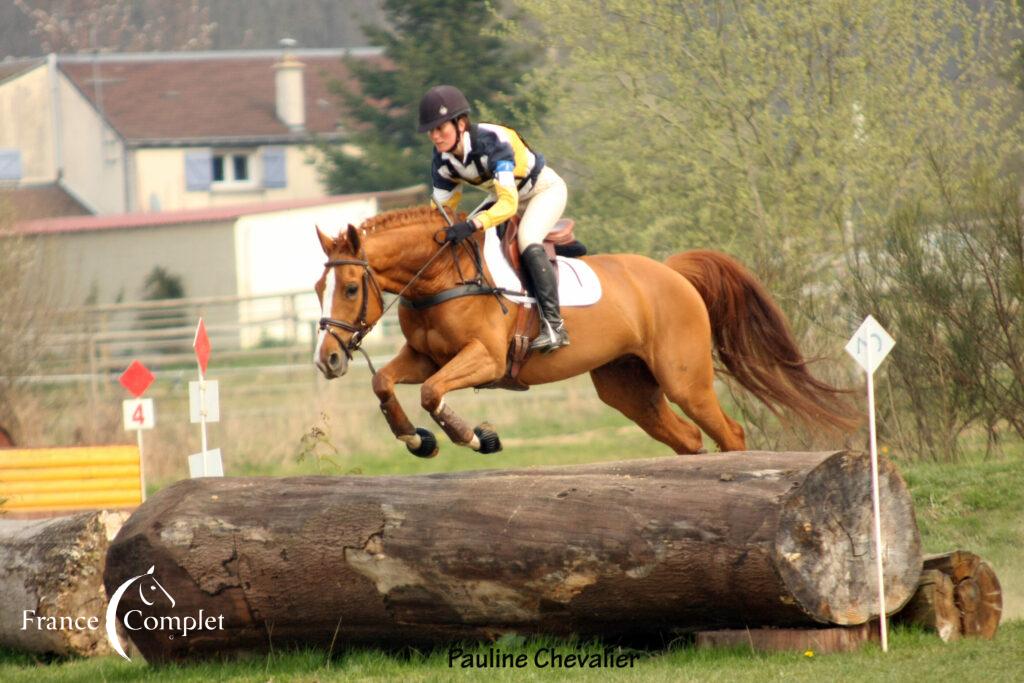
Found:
[483,228,602,306]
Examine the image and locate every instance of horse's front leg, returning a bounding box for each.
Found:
[421,340,506,454]
[372,343,441,458]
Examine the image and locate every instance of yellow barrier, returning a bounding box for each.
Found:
[0,446,142,513]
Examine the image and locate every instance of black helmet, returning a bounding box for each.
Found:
[418,85,470,132]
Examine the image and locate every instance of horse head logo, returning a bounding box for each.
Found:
[105,565,175,661]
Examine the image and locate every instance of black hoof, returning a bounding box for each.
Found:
[474,425,502,454]
[407,427,438,458]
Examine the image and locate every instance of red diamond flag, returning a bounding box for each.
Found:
[193,318,211,376]
[119,360,154,398]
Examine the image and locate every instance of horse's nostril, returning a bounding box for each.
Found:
[327,352,342,370]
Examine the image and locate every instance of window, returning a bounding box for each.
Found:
[211,152,252,185]
[0,149,22,181]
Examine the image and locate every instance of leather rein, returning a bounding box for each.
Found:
[317,228,505,374]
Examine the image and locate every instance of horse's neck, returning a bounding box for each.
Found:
[366,226,470,295]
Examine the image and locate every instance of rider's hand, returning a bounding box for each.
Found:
[443,220,477,244]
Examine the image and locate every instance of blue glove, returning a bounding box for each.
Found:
[443,220,476,244]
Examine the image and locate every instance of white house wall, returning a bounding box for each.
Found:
[133,144,330,214]
[0,63,56,184]
[233,197,378,346]
[33,220,238,309]
[58,74,126,214]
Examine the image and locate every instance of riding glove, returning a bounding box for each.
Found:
[443,221,477,244]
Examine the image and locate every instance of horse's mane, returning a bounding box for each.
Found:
[356,205,444,236]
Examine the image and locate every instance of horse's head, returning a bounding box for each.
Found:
[313,224,385,379]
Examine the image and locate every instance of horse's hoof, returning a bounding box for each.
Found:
[474,425,502,454]
[407,427,438,458]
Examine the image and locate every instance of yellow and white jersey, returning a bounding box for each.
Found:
[431,123,545,230]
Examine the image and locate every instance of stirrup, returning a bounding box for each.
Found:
[530,321,570,353]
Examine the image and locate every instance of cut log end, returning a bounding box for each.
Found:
[923,551,1002,639]
[773,451,922,624]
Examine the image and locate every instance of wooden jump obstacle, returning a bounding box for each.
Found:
[104,450,927,662]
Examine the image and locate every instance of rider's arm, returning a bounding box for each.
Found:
[430,154,463,217]
[471,127,520,230]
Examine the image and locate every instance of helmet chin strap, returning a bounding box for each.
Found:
[443,120,465,155]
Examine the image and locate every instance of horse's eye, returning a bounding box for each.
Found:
[345,283,359,298]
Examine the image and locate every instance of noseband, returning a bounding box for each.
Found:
[318,257,385,362]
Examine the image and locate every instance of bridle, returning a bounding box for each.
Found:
[317,208,512,375]
[317,239,452,372]
[317,255,385,364]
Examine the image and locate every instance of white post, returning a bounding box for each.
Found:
[136,428,146,502]
[198,370,209,477]
[866,340,888,652]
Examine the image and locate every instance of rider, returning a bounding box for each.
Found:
[418,84,569,353]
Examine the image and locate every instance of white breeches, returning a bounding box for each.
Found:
[516,166,568,251]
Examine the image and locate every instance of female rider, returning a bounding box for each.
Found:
[419,84,569,353]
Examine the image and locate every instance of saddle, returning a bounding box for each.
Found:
[484,217,588,391]
[500,216,587,275]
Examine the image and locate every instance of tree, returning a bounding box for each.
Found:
[519,2,1023,270]
[320,0,538,193]
[517,1,1024,452]
[12,0,216,52]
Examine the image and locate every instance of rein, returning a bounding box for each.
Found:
[318,241,452,374]
[318,210,510,374]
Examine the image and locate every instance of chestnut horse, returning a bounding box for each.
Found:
[313,206,855,457]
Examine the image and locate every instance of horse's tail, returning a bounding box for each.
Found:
[664,250,859,432]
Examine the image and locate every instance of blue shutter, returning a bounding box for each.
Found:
[262,147,286,188]
[0,149,22,181]
[184,150,212,191]
[262,147,287,188]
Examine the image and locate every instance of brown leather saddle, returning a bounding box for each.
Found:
[500,216,583,275]
[481,217,586,391]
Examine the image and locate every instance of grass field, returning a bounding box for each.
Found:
[3,370,1022,681]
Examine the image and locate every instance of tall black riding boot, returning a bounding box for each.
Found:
[521,244,570,353]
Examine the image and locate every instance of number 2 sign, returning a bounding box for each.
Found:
[122,398,155,431]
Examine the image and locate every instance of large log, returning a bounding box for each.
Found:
[0,510,128,656]
[104,451,922,662]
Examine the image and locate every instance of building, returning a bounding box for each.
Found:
[0,48,380,219]
[10,187,421,349]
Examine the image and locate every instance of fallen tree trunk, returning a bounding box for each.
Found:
[104,451,922,662]
[0,511,128,656]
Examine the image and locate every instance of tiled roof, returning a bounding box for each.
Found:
[57,50,384,144]
[0,183,91,222]
[12,186,424,235]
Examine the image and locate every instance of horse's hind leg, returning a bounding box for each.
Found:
[589,356,706,455]
[648,344,746,452]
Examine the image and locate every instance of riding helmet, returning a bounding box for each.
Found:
[418,85,471,132]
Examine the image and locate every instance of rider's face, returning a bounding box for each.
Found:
[427,120,460,154]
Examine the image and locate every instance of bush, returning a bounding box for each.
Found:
[845,163,1024,460]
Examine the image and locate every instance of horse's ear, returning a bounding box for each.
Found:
[346,224,361,253]
[316,225,335,256]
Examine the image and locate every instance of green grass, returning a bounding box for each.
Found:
[2,625,1023,682]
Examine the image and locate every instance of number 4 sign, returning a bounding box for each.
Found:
[122,398,155,430]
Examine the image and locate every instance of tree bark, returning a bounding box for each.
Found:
[104,451,922,663]
[0,511,128,656]
[923,550,1002,639]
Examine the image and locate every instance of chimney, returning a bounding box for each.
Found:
[274,46,306,131]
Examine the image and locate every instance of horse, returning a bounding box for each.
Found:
[313,205,856,457]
